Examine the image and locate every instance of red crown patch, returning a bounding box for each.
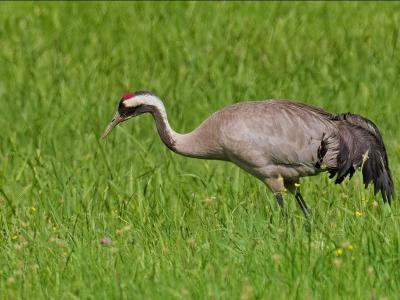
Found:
[121,92,135,101]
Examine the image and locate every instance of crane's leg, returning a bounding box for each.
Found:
[295,192,311,218]
[275,193,285,209]
[264,177,287,215]
[284,180,311,218]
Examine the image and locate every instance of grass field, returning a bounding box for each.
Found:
[1,2,400,299]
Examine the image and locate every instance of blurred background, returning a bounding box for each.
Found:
[0,2,399,299]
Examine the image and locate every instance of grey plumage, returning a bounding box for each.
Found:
[103,92,394,217]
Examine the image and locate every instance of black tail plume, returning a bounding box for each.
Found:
[331,113,394,203]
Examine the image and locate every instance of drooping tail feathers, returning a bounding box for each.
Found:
[329,112,394,203]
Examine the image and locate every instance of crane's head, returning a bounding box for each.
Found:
[102,91,161,138]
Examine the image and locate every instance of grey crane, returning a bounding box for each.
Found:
[102,91,394,217]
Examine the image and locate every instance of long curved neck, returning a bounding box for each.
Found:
[143,102,221,159]
[146,104,178,152]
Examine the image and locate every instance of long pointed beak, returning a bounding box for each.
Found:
[101,112,124,138]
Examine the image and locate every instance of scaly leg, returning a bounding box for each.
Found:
[264,177,287,215]
[294,191,311,218]
[275,192,285,209]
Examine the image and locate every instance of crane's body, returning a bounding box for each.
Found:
[191,101,334,176]
[103,91,394,217]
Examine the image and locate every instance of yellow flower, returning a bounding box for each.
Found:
[341,241,353,251]
[30,207,36,213]
[335,248,343,256]
[12,235,18,241]
[355,211,363,217]
[294,183,300,187]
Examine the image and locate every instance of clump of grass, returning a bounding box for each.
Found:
[0,2,399,299]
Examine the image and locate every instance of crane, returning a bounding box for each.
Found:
[102,91,394,218]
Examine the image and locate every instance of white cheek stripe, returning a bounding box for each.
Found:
[124,95,164,111]
[124,97,142,107]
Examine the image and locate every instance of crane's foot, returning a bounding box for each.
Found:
[295,191,311,219]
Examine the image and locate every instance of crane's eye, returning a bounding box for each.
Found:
[118,101,141,117]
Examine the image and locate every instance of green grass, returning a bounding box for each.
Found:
[1,2,400,299]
